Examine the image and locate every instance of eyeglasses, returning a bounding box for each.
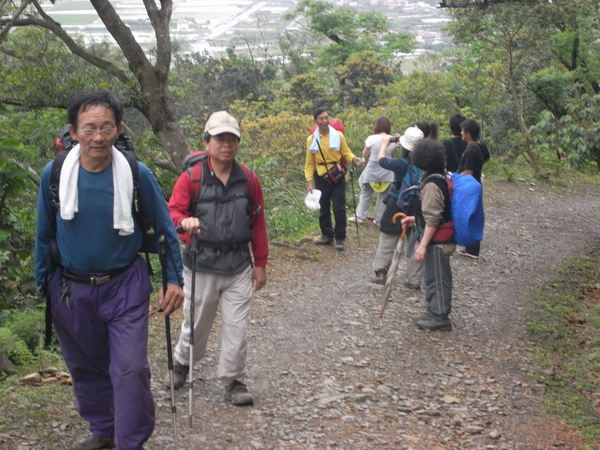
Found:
[79,127,118,136]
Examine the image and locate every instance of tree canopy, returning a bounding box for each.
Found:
[284,0,415,69]
[0,0,599,344]
[1,0,190,171]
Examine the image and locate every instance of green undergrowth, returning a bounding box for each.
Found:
[524,237,600,445]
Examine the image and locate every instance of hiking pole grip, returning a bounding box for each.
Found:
[159,235,179,449]
[43,270,52,348]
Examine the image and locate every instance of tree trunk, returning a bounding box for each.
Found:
[89,0,191,172]
[0,345,15,373]
[5,0,192,173]
[507,61,540,173]
[132,79,190,172]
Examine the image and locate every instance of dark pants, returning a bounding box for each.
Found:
[314,174,347,241]
[49,256,154,450]
[424,245,453,318]
[465,241,481,257]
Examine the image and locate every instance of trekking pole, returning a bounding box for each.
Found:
[379,213,407,318]
[188,233,198,428]
[43,272,53,348]
[158,235,179,450]
[348,166,360,246]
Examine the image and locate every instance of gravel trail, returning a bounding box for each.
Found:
[147,178,600,449]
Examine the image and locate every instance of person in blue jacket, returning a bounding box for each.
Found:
[34,90,184,450]
[457,118,489,259]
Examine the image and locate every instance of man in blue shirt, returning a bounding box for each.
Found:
[34,90,184,450]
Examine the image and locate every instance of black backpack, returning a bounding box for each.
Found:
[55,125,135,154]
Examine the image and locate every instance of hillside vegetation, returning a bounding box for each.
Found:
[0,0,598,442]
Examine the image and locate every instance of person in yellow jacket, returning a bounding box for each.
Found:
[305,107,362,251]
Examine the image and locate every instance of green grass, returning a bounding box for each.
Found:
[0,376,86,448]
[524,238,600,444]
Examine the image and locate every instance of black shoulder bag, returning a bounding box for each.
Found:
[317,140,347,185]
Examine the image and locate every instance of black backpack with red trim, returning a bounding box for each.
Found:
[412,173,455,245]
[181,151,260,216]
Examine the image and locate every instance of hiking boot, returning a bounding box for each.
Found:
[314,235,333,246]
[404,282,421,290]
[348,216,364,224]
[334,239,345,251]
[164,362,189,390]
[411,311,431,322]
[224,380,254,406]
[415,315,453,332]
[370,270,386,285]
[72,434,115,450]
[457,248,479,259]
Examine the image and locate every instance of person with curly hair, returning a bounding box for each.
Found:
[401,139,456,331]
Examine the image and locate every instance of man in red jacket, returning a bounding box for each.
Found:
[166,111,268,406]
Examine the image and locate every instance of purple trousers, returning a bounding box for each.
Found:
[49,256,154,450]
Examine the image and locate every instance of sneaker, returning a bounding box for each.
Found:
[457,248,479,259]
[72,434,115,450]
[314,235,333,246]
[348,216,364,223]
[404,282,421,290]
[334,239,345,251]
[369,270,386,285]
[415,315,453,332]
[224,380,254,406]
[164,362,189,390]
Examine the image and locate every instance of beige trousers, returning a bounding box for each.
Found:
[174,265,253,386]
[372,229,423,287]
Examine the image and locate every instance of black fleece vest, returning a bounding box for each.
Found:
[183,160,253,274]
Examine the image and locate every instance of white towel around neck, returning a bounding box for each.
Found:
[309,125,341,153]
[58,144,135,235]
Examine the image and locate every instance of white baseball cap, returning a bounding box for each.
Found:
[204,111,240,138]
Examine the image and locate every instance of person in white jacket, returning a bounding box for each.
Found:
[349,116,397,225]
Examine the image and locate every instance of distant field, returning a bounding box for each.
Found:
[40,0,452,56]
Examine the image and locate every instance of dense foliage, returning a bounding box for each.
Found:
[0,0,598,371]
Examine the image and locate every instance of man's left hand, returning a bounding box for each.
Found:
[252,266,267,291]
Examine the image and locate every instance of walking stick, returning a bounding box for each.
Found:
[158,235,179,450]
[348,167,360,246]
[379,213,407,318]
[188,233,198,427]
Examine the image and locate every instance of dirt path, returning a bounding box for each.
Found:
[145,178,600,449]
[3,178,598,449]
